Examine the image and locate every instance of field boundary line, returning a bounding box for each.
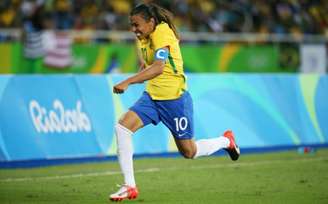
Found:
[1,156,326,183]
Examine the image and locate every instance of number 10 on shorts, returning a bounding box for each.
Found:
[174,117,188,132]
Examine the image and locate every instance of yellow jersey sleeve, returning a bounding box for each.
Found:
[140,22,186,100]
[150,23,174,50]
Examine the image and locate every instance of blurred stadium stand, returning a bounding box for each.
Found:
[1,0,328,34]
[0,0,327,73]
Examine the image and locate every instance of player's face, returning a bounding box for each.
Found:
[130,14,155,40]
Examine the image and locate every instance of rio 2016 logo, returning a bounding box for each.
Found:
[29,99,92,134]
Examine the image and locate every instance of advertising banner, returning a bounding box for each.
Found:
[0,42,297,74]
[0,75,115,161]
[0,74,327,163]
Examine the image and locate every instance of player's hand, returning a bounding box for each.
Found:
[113,81,129,94]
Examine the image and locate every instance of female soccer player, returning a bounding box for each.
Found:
[109,3,240,201]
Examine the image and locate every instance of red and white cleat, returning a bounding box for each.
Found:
[223,130,240,161]
[109,184,139,202]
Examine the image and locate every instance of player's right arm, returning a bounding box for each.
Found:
[113,59,165,94]
[113,47,169,94]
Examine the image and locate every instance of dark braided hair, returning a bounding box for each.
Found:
[130,3,179,39]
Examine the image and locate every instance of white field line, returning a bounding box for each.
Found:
[0,156,326,183]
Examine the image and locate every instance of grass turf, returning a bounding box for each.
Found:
[1,149,328,204]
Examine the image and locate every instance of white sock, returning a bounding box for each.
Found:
[115,124,136,187]
[193,136,230,158]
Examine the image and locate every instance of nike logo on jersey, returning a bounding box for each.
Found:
[178,132,187,137]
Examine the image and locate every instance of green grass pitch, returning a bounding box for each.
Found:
[1,149,328,204]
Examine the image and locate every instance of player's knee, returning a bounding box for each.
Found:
[181,150,196,159]
[115,123,133,137]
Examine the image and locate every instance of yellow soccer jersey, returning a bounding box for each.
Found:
[137,22,186,100]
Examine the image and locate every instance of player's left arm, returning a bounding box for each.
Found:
[113,47,169,94]
[137,45,146,72]
[138,61,146,72]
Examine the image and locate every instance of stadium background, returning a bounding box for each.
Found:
[0,0,327,167]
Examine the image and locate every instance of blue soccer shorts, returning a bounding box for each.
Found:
[130,91,194,140]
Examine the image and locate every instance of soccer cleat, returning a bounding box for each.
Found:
[109,184,139,202]
[223,130,240,161]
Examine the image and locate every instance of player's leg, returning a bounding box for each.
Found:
[117,111,143,186]
[173,133,239,160]
[192,130,240,160]
[110,111,142,201]
[158,91,239,160]
[110,92,160,201]
[174,138,197,158]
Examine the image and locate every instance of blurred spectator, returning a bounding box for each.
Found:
[97,0,131,30]
[53,0,74,30]
[0,0,21,28]
[21,0,45,73]
[43,10,73,69]
[0,0,327,36]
